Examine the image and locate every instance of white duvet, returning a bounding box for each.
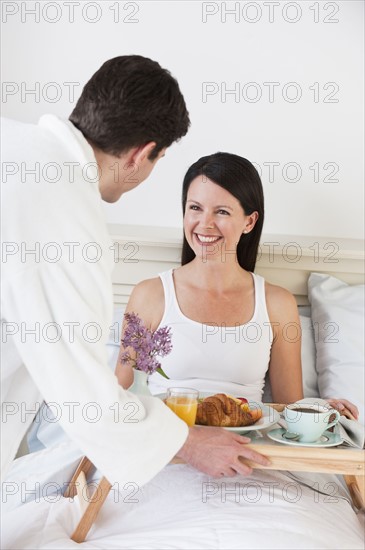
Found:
[1,441,364,550]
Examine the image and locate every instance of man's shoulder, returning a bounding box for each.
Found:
[1,115,54,159]
[1,115,88,162]
[1,116,37,142]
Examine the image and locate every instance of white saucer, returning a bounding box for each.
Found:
[267,428,343,448]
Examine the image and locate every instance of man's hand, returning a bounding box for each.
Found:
[176,425,271,477]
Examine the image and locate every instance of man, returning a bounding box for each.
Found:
[1,55,268,489]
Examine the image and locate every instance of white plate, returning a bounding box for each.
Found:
[221,404,279,433]
[267,427,343,448]
[155,393,279,432]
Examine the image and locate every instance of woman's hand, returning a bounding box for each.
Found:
[325,398,359,420]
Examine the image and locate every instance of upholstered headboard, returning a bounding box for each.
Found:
[109,224,365,307]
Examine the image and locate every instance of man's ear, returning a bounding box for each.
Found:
[129,142,157,167]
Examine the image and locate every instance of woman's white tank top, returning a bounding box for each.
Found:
[148,269,273,402]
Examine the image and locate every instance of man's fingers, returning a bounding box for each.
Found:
[179,425,270,478]
[215,467,238,478]
[235,434,251,443]
[238,448,271,467]
[232,460,253,477]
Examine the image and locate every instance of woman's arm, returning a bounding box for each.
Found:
[265,284,359,418]
[266,284,304,404]
[115,277,165,388]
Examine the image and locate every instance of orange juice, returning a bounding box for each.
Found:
[166,396,198,426]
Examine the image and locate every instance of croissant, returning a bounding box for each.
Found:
[196,393,262,427]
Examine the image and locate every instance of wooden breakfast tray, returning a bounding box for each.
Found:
[172,402,365,509]
[65,403,364,543]
[243,404,365,510]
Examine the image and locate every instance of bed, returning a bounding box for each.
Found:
[1,225,364,550]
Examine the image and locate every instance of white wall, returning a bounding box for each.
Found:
[2,0,364,239]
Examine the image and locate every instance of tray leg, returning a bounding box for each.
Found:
[344,474,365,510]
[63,456,112,543]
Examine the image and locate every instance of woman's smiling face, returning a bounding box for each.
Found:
[184,176,247,262]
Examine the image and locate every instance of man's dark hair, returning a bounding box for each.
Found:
[69,55,190,160]
[181,152,264,273]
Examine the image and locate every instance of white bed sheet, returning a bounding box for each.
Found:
[1,443,364,550]
[3,301,364,550]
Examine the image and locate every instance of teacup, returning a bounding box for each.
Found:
[284,403,341,443]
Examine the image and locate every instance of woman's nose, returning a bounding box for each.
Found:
[201,212,215,229]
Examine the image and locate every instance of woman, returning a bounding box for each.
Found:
[116,152,357,417]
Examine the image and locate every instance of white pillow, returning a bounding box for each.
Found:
[300,315,319,398]
[262,314,318,403]
[308,273,365,424]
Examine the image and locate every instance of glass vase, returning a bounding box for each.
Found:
[128,369,152,396]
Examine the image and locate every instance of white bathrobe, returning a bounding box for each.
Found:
[1,115,188,488]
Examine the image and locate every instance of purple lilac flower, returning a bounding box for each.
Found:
[121,312,172,375]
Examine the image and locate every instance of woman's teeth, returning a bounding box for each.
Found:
[196,234,221,243]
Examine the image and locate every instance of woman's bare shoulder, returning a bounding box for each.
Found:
[265,281,298,319]
[265,281,295,302]
[129,277,164,306]
[133,276,163,294]
[126,277,165,329]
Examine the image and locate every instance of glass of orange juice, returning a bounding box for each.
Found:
[165,387,199,426]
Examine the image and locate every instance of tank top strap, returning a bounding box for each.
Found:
[251,272,270,322]
[158,269,176,319]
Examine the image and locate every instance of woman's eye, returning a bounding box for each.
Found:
[189,204,200,211]
[217,209,230,215]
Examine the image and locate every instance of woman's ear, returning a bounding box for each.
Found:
[242,211,259,234]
